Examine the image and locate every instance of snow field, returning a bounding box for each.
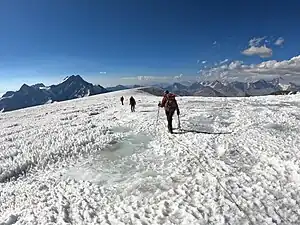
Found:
[0,89,300,224]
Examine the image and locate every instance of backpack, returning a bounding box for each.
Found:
[130,97,136,105]
[165,93,177,110]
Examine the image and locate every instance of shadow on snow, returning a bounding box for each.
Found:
[173,129,232,135]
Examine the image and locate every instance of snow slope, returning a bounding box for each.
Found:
[1,89,300,225]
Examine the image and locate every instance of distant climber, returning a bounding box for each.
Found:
[158,90,180,133]
[120,96,124,105]
[129,96,136,112]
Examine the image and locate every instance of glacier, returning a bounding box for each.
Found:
[0,89,300,224]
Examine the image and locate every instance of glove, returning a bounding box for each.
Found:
[158,102,161,107]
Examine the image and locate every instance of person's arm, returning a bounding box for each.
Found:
[160,96,167,107]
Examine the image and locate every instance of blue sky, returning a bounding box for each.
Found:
[1,0,300,93]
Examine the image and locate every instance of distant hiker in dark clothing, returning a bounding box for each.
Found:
[120,96,124,105]
[129,96,136,112]
[158,90,180,133]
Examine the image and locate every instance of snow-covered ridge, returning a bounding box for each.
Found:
[160,77,300,97]
[0,89,300,224]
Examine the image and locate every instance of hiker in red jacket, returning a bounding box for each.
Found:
[158,90,180,133]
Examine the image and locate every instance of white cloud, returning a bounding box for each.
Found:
[274,37,284,46]
[139,76,171,81]
[247,55,300,75]
[120,74,200,85]
[219,59,229,64]
[198,55,300,83]
[228,61,243,70]
[213,41,217,45]
[121,76,169,81]
[174,73,183,80]
[242,45,273,58]
[99,72,107,74]
[249,36,267,47]
[197,60,207,64]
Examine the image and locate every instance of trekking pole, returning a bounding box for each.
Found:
[155,106,160,135]
[177,114,181,130]
[156,107,160,125]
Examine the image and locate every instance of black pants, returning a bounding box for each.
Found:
[165,109,175,133]
[121,101,124,105]
[131,105,135,112]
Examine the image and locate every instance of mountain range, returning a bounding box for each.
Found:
[0,75,107,112]
[1,75,299,112]
[142,78,299,97]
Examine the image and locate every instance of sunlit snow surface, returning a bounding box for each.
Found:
[1,89,300,225]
